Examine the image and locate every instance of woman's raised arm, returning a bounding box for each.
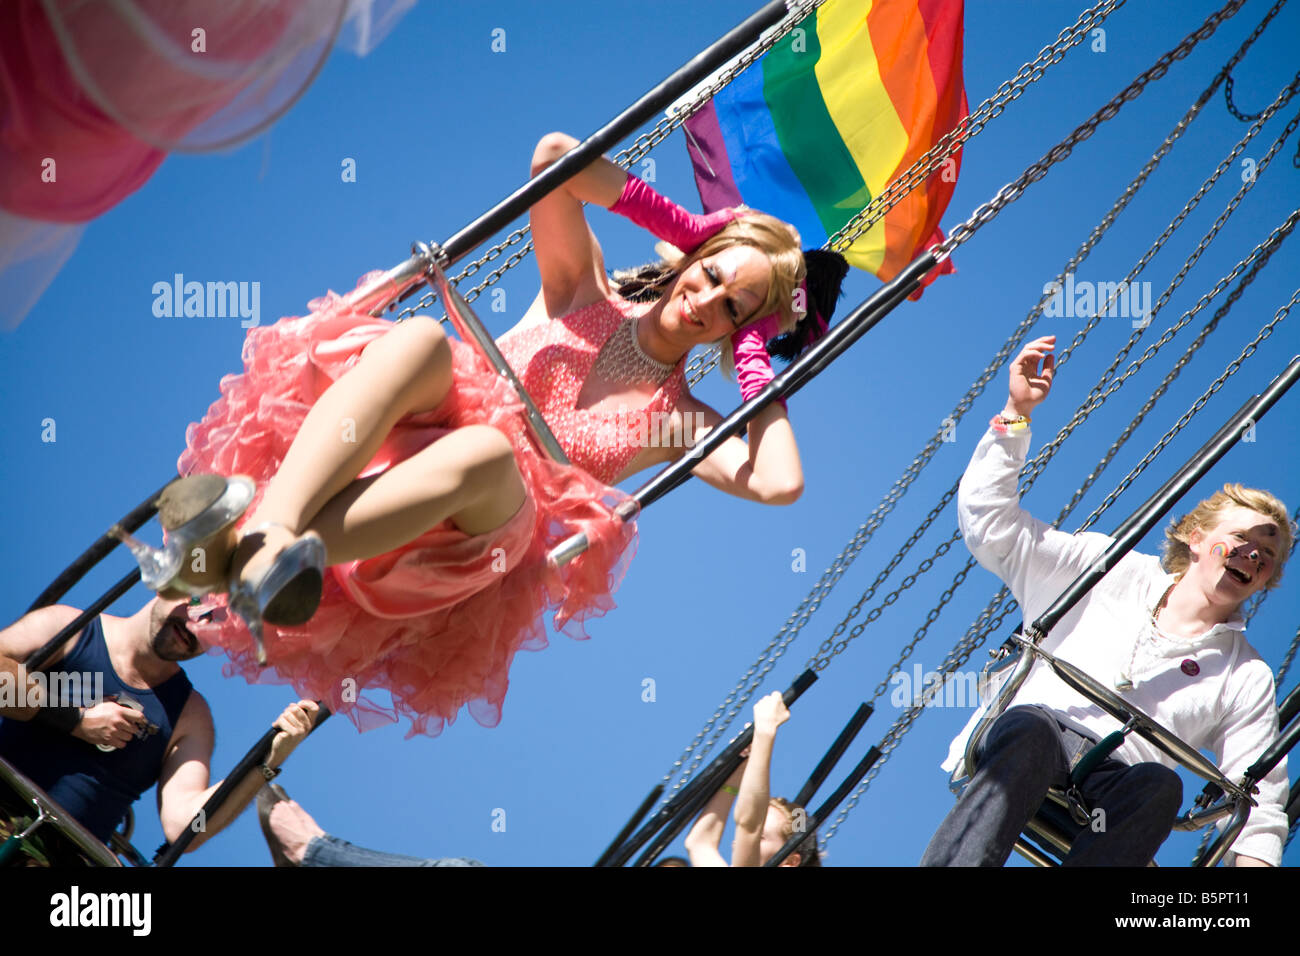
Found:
[528,133,627,316]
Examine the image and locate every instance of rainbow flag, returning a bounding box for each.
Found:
[685,0,967,295]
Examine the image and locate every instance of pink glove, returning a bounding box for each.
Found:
[731,313,786,410]
[609,174,740,254]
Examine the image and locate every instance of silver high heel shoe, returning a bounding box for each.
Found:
[114,475,256,597]
[228,523,326,667]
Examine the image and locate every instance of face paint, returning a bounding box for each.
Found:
[1209,542,1228,559]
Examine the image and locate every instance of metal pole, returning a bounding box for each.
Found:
[601,669,817,867]
[1029,355,1300,641]
[26,482,169,613]
[793,703,873,809]
[550,251,939,566]
[593,785,663,868]
[438,1,794,267]
[426,254,569,464]
[24,568,141,673]
[632,757,744,867]
[765,745,883,867]
[154,706,331,866]
[1278,681,1300,730]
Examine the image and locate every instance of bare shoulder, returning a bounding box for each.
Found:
[0,604,85,662]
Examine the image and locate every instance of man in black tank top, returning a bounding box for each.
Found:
[0,596,318,864]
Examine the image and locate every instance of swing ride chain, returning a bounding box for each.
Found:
[660,13,1251,793]
[1278,623,1300,690]
[394,0,825,326]
[936,0,1249,261]
[1037,202,1300,504]
[830,0,1127,256]
[819,286,1300,847]
[1056,205,1300,523]
[1055,81,1300,415]
[612,0,824,169]
[798,130,1300,683]
[1221,0,1290,123]
[684,0,1129,384]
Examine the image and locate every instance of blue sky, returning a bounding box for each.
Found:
[3,0,1299,868]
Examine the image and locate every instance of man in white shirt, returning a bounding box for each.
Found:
[922,335,1291,867]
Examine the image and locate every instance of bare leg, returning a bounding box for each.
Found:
[233,316,454,580]
[306,424,528,564]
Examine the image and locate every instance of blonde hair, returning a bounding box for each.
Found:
[768,796,821,867]
[610,211,806,379]
[1161,483,1295,589]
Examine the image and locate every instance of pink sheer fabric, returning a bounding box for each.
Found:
[0,0,410,327]
[179,275,682,737]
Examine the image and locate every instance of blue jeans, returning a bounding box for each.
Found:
[920,705,1183,866]
[302,834,484,867]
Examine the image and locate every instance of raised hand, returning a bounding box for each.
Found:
[1005,335,1056,419]
[753,691,790,736]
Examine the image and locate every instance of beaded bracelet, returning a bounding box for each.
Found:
[989,414,1031,435]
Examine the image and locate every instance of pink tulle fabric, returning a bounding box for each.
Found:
[178,275,682,738]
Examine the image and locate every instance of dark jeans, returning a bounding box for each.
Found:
[302,834,484,868]
[921,705,1183,866]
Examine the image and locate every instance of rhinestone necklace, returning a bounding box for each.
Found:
[592,317,676,385]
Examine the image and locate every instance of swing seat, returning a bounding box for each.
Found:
[0,754,125,867]
[953,634,1257,867]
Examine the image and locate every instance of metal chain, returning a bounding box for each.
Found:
[658,5,1252,795]
[684,0,1130,384]
[821,286,1300,846]
[1056,207,1300,523]
[1220,0,1290,122]
[392,0,826,327]
[1060,81,1300,414]
[1277,622,1300,689]
[936,0,1249,260]
[829,0,1127,255]
[798,109,1300,683]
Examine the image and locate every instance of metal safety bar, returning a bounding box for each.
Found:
[951,354,1300,865]
[0,755,121,867]
[154,705,331,866]
[551,251,942,566]
[598,668,817,867]
[346,0,798,316]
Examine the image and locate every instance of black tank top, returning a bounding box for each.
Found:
[0,616,192,841]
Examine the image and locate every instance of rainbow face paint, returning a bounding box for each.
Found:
[1209,542,1229,559]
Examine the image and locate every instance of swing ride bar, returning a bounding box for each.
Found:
[1027,355,1300,644]
[599,668,816,867]
[154,705,333,867]
[0,755,122,867]
[765,744,883,866]
[24,568,142,674]
[553,0,1255,568]
[346,0,800,312]
[793,702,873,809]
[551,251,941,567]
[26,481,170,613]
[593,784,664,868]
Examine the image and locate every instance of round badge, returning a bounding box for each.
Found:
[1181,659,1200,676]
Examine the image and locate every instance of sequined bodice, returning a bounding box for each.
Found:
[496,294,687,484]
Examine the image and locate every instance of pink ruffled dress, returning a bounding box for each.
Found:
[180,275,686,737]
